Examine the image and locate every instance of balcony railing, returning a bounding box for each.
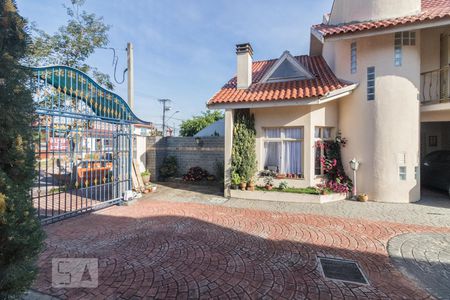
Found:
[420,65,450,104]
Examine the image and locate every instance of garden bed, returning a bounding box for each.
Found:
[229,188,347,204]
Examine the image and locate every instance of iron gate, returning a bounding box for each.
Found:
[31,66,149,223]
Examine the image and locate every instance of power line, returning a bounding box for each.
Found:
[96,47,127,84]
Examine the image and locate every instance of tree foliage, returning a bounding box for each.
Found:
[25,0,114,89]
[0,0,45,297]
[231,110,257,182]
[179,110,223,137]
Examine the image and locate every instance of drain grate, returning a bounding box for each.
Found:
[318,257,369,285]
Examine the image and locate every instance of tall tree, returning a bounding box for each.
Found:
[0,0,45,298]
[25,0,114,89]
[179,110,224,137]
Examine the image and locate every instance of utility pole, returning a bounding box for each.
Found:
[127,42,134,109]
[158,99,171,137]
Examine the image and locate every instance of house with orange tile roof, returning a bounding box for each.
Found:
[208,0,450,203]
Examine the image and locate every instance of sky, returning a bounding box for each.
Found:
[16,0,333,131]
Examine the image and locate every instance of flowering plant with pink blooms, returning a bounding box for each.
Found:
[315,133,352,194]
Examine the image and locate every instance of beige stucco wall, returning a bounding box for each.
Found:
[251,102,338,188]
[224,109,233,197]
[323,32,421,203]
[421,110,450,122]
[421,26,450,73]
[329,0,420,25]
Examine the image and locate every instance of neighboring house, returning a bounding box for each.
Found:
[134,123,156,137]
[194,119,224,137]
[208,0,450,203]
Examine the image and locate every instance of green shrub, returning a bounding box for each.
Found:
[231,172,241,185]
[159,156,178,179]
[278,181,288,190]
[231,109,257,183]
[0,1,45,297]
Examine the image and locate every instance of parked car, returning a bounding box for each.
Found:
[73,160,113,186]
[421,150,450,197]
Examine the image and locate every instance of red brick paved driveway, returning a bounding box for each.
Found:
[33,200,450,299]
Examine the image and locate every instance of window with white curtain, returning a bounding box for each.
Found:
[263,127,303,176]
[314,127,334,176]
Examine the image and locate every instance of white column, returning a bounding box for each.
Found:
[224,109,234,197]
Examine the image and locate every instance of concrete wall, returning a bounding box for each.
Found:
[421,109,450,122]
[133,135,147,172]
[323,32,421,203]
[146,136,224,180]
[329,0,420,25]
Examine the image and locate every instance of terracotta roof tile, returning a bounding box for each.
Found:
[208,55,349,105]
[313,0,450,38]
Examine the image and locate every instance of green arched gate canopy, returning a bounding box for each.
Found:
[31,65,150,223]
[32,65,149,124]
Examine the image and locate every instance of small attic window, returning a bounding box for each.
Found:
[261,51,313,83]
[267,59,307,82]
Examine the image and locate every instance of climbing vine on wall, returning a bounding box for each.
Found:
[316,133,353,193]
[231,109,257,182]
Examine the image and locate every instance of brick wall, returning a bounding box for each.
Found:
[146,136,224,180]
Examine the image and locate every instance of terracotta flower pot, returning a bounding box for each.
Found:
[239,182,247,191]
[358,194,369,202]
[142,175,150,184]
[265,185,273,191]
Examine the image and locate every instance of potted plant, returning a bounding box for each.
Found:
[278,181,288,191]
[357,193,368,202]
[239,176,247,191]
[276,173,286,179]
[264,175,274,190]
[247,177,255,191]
[141,170,151,184]
[231,172,240,190]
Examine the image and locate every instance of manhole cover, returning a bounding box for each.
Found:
[318,257,369,285]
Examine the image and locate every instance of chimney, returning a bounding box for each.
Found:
[236,43,253,89]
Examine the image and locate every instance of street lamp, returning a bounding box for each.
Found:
[166,110,180,122]
[349,158,360,199]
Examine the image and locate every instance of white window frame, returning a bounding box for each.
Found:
[394,32,402,66]
[394,31,416,67]
[314,127,334,176]
[399,166,407,181]
[367,67,375,101]
[350,42,357,74]
[262,127,304,177]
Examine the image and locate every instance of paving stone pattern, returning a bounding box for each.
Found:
[33,199,450,299]
[388,233,450,300]
[149,183,450,228]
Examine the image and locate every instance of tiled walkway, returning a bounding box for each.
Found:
[34,198,450,299]
[388,233,450,300]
